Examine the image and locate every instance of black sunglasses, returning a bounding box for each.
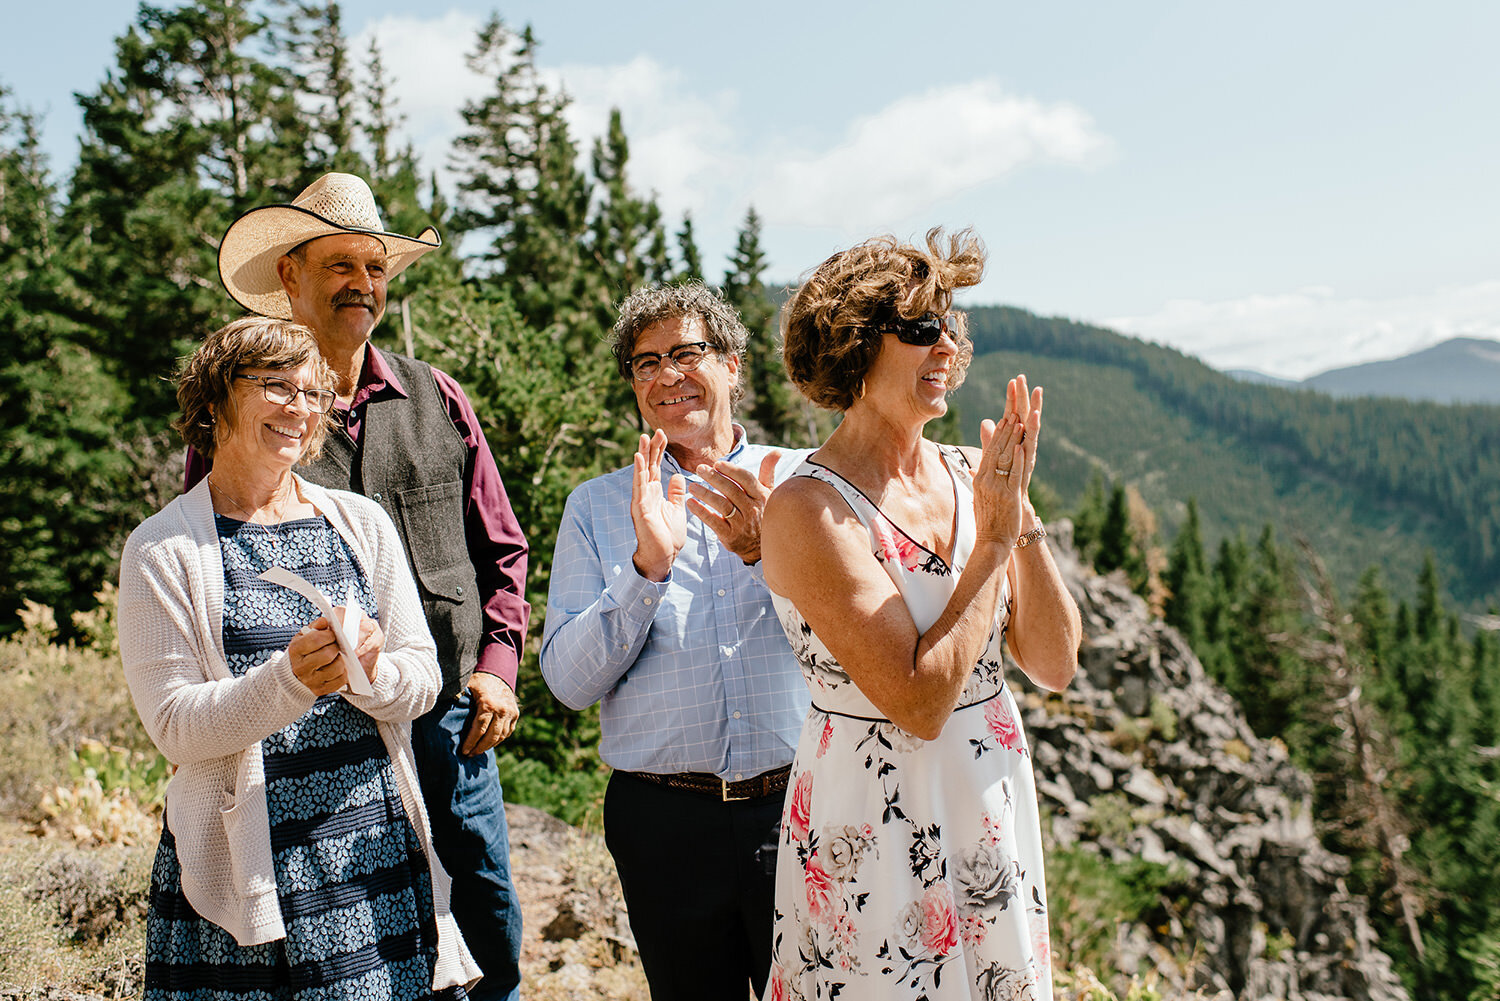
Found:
[879,311,959,347]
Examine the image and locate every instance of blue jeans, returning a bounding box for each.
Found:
[412,692,523,1001]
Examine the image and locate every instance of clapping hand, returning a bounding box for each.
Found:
[688,451,781,565]
[974,375,1043,547]
[630,430,687,582]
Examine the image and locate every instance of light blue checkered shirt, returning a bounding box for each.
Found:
[540,429,811,781]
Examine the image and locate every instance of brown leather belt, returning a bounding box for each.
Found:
[626,764,792,802]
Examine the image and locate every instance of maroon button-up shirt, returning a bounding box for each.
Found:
[186,346,530,689]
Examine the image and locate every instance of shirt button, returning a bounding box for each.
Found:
[734,773,744,781]
[456,585,464,596]
[733,711,742,719]
[371,492,382,502]
[643,597,654,606]
[717,588,726,596]
[721,646,733,658]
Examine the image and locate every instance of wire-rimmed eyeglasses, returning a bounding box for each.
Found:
[234,373,337,414]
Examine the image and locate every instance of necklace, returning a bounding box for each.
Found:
[207,475,293,551]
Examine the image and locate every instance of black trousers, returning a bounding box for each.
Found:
[604,770,786,1001]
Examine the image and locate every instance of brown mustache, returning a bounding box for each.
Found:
[331,290,377,310]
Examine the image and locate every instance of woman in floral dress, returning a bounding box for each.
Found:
[761,230,1082,1000]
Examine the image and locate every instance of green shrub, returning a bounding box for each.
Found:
[1085,792,1139,844]
[0,594,154,821]
[0,823,151,993]
[1047,844,1182,981]
[494,749,610,830]
[1148,696,1178,742]
[1264,924,1295,961]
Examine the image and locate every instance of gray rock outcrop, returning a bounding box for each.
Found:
[1029,522,1409,1001]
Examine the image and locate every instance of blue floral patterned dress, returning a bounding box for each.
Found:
[144,515,462,1001]
[765,446,1053,1001]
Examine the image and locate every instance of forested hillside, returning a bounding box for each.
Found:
[953,307,1500,610]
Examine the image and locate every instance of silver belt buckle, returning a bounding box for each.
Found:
[721,777,750,802]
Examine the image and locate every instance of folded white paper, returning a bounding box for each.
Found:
[258,567,375,696]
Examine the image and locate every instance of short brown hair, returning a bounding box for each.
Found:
[173,316,336,462]
[612,282,750,408]
[782,228,986,412]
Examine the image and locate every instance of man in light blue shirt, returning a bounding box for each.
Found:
[541,282,809,1001]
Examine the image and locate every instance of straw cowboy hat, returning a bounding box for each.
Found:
[218,172,441,320]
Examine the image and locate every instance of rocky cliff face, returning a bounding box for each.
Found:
[1031,523,1408,1000]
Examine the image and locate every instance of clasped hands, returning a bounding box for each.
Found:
[630,429,780,581]
[287,608,383,697]
[287,607,517,755]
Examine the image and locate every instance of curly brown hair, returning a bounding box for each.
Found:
[611,281,750,408]
[781,228,986,411]
[173,316,337,462]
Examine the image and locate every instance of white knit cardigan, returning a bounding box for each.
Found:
[117,476,481,990]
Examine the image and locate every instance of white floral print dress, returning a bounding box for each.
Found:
[765,445,1052,1001]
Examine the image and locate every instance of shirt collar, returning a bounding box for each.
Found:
[663,423,747,478]
[348,344,408,410]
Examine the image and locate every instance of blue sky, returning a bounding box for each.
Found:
[5,1,1497,378]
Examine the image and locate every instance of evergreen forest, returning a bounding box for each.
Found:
[2,2,1498,996]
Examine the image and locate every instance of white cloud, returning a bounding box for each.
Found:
[1105,281,1500,380]
[356,12,490,182]
[354,18,743,228]
[751,81,1114,231]
[542,56,741,223]
[349,16,1111,276]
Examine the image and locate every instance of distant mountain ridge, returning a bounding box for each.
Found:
[1300,336,1500,404]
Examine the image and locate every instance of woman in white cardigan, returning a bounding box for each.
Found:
[119,317,480,999]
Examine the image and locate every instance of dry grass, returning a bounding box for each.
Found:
[0,819,151,995]
[0,596,158,995]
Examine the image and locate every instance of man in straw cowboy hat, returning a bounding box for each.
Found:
[188,172,528,1000]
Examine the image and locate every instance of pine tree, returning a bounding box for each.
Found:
[674,211,704,282]
[1095,482,1146,591]
[353,35,459,337]
[1164,498,1210,652]
[1354,566,1394,669]
[360,35,400,179]
[1071,470,1108,561]
[451,16,598,348]
[270,0,360,173]
[588,108,668,330]
[0,90,165,633]
[1230,525,1305,735]
[65,0,305,422]
[1288,550,1429,984]
[1471,630,1500,749]
[722,206,803,444]
[1199,532,1250,684]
